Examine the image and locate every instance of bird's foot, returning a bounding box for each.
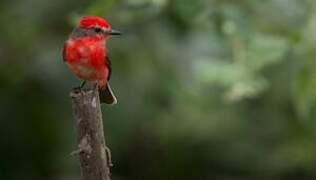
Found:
[72,87,84,94]
[72,80,87,93]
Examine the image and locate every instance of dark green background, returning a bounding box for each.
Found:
[1,0,316,179]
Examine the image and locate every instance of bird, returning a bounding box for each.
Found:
[63,16,121,104]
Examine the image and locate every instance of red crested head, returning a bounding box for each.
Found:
[79,16,111,30]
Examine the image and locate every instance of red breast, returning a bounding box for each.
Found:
[63,35,109,83]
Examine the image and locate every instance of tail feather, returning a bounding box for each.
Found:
[99,83,117,105]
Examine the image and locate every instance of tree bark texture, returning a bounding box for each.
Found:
[70,88,111,180]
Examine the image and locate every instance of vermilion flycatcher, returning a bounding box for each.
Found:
[63,16,121,104]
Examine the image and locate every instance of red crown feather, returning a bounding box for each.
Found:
[79,16,111,29]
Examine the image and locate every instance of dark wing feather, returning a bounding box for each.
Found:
[99,83,117,104]
[105,56,112,80]
[99,55,117,104]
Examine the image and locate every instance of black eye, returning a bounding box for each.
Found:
[94,28,102,33]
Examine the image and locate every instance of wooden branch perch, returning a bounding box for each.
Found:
[70,88,112,180]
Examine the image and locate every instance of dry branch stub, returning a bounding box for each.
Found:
[70,89,112,180]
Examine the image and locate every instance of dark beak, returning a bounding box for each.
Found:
[108,29,121,36]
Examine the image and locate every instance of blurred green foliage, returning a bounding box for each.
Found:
[1,0,316,179]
